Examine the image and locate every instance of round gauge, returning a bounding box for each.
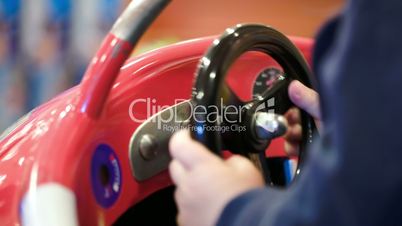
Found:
[252,67,285,98]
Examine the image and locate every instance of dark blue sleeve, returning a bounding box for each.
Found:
[217,0,402,225]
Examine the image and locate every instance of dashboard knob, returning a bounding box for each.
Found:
[139,134,158,160]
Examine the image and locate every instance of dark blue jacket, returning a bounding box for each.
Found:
[218,1,402,225]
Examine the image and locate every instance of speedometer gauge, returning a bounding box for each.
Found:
[252,67,285,99]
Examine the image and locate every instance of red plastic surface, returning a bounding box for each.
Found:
[0,36,313,225]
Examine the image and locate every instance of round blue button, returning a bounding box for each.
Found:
[91,144,122,208]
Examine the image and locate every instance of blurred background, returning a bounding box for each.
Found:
[0,0,343,131]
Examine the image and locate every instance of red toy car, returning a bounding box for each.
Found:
[0,0,316,225]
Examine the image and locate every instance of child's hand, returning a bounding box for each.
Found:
[284,80,321,156]
[169,130,264,226]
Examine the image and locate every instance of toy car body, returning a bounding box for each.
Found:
[0,0,313,225]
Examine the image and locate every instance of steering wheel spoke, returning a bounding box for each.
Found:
[248,76,292,115]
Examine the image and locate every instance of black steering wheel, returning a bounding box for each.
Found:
[190,24,317,186]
